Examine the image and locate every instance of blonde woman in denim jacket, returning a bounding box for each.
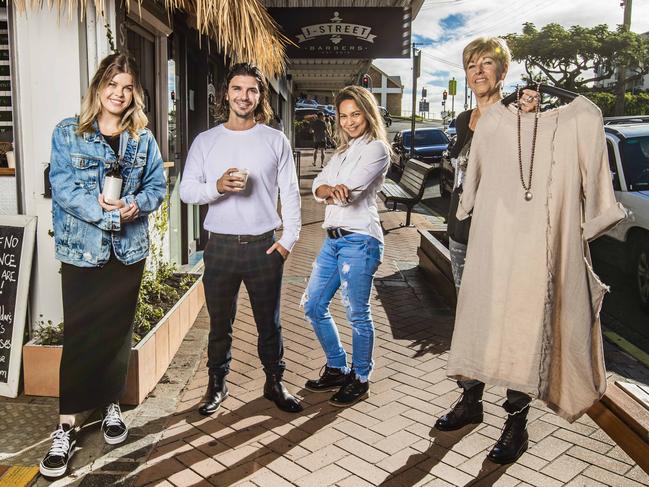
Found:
[40,54,165,479]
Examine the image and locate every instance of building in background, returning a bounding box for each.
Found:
[594,31,649,93]
[367,63,404,116]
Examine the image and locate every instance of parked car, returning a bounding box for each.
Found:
[295,99,320,109]
[296,99,335,117]
[378,106,392,127]
[294,107,323,121]
[446,118,456,137]
[600,122,649,311]
[392,128,449,170]
[321,104,336,117]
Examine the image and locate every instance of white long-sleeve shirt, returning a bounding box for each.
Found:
[312,136,389,243]
[179,124,301,251]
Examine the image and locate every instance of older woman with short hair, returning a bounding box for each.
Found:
[435,37,538,465]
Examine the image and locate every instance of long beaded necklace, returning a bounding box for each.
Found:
[516,84,541,201]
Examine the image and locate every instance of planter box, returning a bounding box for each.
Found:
[417,229,456,307]
[22,275,205,405]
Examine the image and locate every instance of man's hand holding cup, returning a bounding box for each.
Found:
[217,167,249,194]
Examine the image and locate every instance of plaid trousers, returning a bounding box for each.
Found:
[202,231,286,376]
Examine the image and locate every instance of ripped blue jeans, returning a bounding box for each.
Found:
[303,233,383,382]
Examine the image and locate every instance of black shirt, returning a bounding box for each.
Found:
[447,109,474,244]
[310,119,328,142]
[102,133,120,157]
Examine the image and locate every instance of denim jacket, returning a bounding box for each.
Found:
[50,117,166,267]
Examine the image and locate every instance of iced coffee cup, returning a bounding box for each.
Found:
[230,168,249,190]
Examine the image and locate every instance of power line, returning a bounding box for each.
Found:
[420,51,464,71]
[462,1,549,38]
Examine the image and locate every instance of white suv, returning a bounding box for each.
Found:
[603,121,649,311]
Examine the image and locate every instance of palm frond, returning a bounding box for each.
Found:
[12,0,288,76]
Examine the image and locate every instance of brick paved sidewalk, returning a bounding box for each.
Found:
[128,160,649,487]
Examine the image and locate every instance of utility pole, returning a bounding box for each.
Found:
[614,0,633,115]
[410,44,421,158]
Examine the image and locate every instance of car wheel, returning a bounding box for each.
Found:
[633,237,649,312]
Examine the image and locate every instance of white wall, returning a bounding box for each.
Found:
[0,178,18,214]
[13,8,84,330]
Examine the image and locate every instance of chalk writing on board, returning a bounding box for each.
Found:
[0,226,24,383]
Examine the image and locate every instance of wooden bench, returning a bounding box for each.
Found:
[380,158,433,226]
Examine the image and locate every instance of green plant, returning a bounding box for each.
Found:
[33,319,64,346]
[105,23,118,54]
[131,194,196,343]
[35,189,198,346]
[581,92,649,117]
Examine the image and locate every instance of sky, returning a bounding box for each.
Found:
[373,0,649,116]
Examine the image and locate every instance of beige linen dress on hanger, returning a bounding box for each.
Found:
[448,96,626,422]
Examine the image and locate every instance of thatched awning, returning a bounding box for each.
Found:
[12,0,289,76]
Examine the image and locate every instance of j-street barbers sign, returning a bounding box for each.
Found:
[269,7,411,59]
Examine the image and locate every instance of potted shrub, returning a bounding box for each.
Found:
[23,199,206,405]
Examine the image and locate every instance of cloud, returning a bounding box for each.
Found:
[375,0,649,114]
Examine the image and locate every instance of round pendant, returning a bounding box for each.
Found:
[524,191,533,201]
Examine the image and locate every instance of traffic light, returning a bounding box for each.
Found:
[361,74,371,89]
[442,90,448,101]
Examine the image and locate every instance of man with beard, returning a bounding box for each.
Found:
[180,63,302,415]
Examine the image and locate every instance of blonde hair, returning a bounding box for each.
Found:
[462,37,511,79]
[77,54,148,138]
[334,85,391,155]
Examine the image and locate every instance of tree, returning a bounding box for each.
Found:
[504,23,649,92]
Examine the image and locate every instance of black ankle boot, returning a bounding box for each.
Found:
[305,365,350,392]
[434,383,484,431]
[198,373,228,416]
[264,373,303,413]
[487,401,530,464]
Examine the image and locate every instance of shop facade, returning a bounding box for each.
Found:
[1,0,294,334]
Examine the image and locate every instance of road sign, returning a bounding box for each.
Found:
[449,78,457,96]
[414,50,421,78]
[419,101,429,112]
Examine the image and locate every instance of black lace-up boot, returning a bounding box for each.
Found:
[305,365,351,392]
[329,375,369,407]
[487,401,530,464]
[434,382,485,431]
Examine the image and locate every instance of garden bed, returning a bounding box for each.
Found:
[22,272,205,405]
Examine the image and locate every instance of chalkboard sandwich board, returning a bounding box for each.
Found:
[0,215,37,398]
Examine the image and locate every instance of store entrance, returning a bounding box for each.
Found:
[126,25,157,137]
